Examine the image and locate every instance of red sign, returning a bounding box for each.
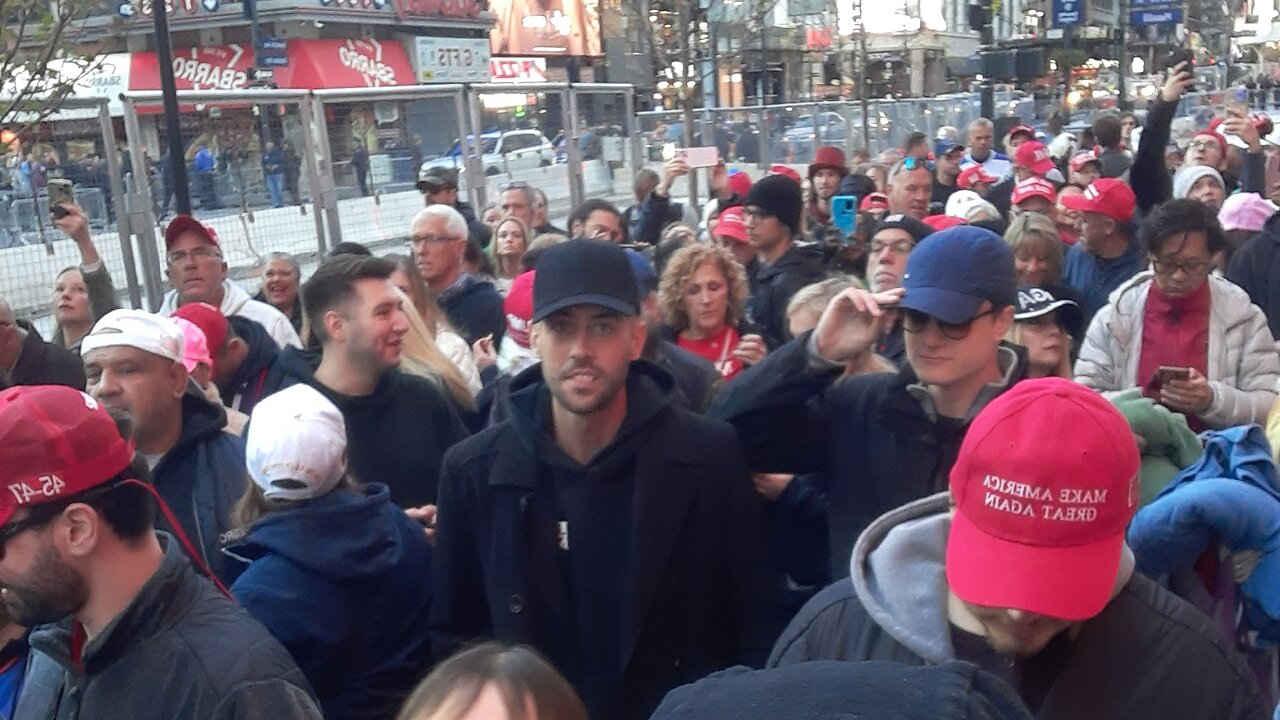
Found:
[395,0,482,20]
[131,39,414,92]
[805,28,833,50]
[133,43,252,92]
[489,57,547,83]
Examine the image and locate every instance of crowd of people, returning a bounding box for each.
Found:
[5,59,1280,719]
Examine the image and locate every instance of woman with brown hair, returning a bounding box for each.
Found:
[398,643,586,720]
[658,244,764,380]
[486,216,530,296]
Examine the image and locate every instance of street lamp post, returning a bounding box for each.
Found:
[153,0,191,215]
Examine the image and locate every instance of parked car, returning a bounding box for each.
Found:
[421,129,556,177]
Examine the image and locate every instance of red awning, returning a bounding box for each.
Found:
[129,38,414,93]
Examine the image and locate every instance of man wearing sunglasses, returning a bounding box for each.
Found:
[712,225,1027,579]
[0,385,323,720]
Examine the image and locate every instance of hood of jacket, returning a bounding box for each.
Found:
[270,345,322,386]
[160,279,254,317]
[438,274,497,307]
[754,242,826,284]
[165,382,230,462]
[1102,270,1264,347]
[224,315,280,395]
[230,484,417,579]
[849,492,955,665]
[504,359,677,473]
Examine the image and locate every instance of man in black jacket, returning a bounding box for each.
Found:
[431,239,783,720]
[1229,212,1280,337]
[743,174,828,349]
[0,385,322,720]
[266,254,469,511]
[767,379,1268,720]
[413,205,505,346]
[0,299,84,389]
[711,226,1026,578]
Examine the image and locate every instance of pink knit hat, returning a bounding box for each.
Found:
[172,317,213,374]
[1219,193,1278,233]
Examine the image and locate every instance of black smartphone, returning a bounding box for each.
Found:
[1165,49,1195,89]
[47,178,74,220]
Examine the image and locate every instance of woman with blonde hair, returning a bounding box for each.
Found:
[1003,212,1065,287]
[385,254,480,410]
[397,643,586,720]
[1007,285,1083,379]
[486,216,530,295]
[658,244,764,380]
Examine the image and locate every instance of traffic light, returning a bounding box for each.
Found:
[967,2,989,30]
[242,0,255,20]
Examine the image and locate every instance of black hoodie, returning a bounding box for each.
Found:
[747,241,828,349]
[431,361,784,720]
[261,346,469,507]
[222,315,280,415]
[439,275,505,347]
[10,320,85,390]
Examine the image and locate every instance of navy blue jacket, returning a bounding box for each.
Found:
[439,275,505,347]
[431,361,784,720]
[154,385,248,585]
[747,243,828,349]
[230,485,433,720]
[1227,213,1280,339]
[221,315,280,415]
[709,334,1028,579]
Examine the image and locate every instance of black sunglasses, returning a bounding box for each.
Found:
[0,511,57,560]
[902,308,995,340]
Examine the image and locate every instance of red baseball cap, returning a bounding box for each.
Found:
[716,206,749,243]
[1007,124,1036,142]
[164,214,221,250]
[1060,178,1136,222]
[1012,177,1057,206]
[768,165,802,185]
[726,170,753,198]
[171,302,229,355]
[946,378,1141,621]
[0,385,135,526]
[1069,151,1102,173]
[859,192,889,212]
[1014,141,1055,176]
[957,165,997,190]
[1193,127,1230,158]
[504,270,534,349]
[921,214,966,231]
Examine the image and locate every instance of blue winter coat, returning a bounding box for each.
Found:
[229,484,434,720]
[1128,425,1280,639]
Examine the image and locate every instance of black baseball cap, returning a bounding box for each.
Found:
[874,214,935,245]
[1014,285,1084,338]
[417,166,458,192]
[531,239,640,323]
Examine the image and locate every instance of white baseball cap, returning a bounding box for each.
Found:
[945,190,985,220]
[80,309,184,364]
[246,384,347,502]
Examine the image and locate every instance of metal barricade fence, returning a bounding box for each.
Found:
[122,89,325,311]
[0,97,138,336]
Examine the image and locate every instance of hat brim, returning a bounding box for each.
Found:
[1028,161,1056,175]
[946,508,1124,622]
[1015,191,1055,206]
[530,294,638,324]
[164,215,217,249]
[417,179,451,192]
[716,228,749,243]
[1015,299,1084,338]
[899,285,986,325]
[1060,192,1105,216]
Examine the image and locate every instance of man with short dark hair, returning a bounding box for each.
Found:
[0,297,84,389]
[931,140,965,206]
[417,166,489,246]
[264,253,469,511]
[412,205,505,346]
[767,379,1269,720]
[172,303,279,416]
[0,384,323,720]
[530,187,566,236]
[157,215,301,349]
[1092,114,1133,179]
[569,199,626,244]
[81,309,247,584]
[903,132,930,161]
[712,226,1029,578]
[627,163,700,246]
[499,183,538,228]
[743,175,828,349]
[432,239,783,720]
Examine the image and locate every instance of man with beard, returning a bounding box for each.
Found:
[431,239,783,720]
[805,147,850,250]
[0,384,322,720]
[767,379,1267,720]
[81,309,247,584]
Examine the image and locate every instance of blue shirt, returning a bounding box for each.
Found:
[1063,239,1147,322]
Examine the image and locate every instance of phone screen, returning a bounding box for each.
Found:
[682,146,720,168]
[831,195,857,236]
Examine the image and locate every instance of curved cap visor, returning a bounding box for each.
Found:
[947,508,1124,621]
[530,295,637,324]
[898,285,985,325]
[164,214,219,249]
[1015,299,1083,338]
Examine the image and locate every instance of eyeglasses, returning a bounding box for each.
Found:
[500,180,530,191]
[166,246,222,265]
[1151,256,1211,277]
[870,239,914,255]
[410,233,463,246]
[902,157,936,172]
[902,308,995,340]
[1187,140,1220,152]
[0,511,55,560]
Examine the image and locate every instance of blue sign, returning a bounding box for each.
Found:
[1131,7,1182,24]
[260,37,287,51]
[260,55,289,67]
[1053,0,1082,26]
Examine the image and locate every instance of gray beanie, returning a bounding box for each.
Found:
[1173,165,1225,200]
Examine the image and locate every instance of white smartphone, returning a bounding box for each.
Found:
[679,146,720,168]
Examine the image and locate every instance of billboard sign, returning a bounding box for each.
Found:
[1053,0,1082,25]
[489,0,601,56]
[1131,7,1181,23]
[415,36,492,83]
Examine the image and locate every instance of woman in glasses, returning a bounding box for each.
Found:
[486,217,529,296]
[1076,199,1280,430]
[1007,286,1083,379]
[658,244,763,380]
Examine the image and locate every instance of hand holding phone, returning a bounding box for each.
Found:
[831,195,858,236]
[679,146,720,169]
[1156,366,1191,387]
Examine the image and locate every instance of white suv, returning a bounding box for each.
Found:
[422,129,556,177]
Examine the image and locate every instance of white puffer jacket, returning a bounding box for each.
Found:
[1075,271,1280,428]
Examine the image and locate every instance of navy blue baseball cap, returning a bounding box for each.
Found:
[933,139,963,157]
[532,239,640,323]
[899,226,1016,325]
